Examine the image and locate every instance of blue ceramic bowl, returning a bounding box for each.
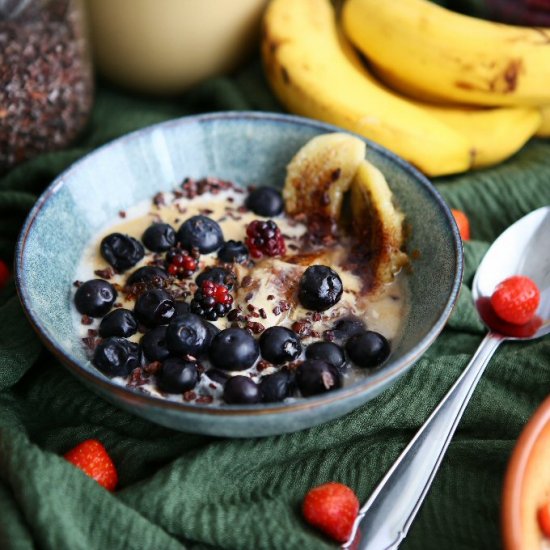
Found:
[15,112,463,437]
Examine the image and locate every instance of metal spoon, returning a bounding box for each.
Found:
[343,206,550,550]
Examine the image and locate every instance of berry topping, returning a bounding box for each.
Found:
[451,209,470,241]
[126,266,168,286]
[74,279,117,317]
[165,247,198,279]
[93,337,141,377]
[217,240,249,263]
[260,369,295,403]
[223,375,260,404]
[190,280,233,321]
[99,308,138,338]
[0,259,10,290]
[166,313,210,356]
[196,266,235,289]
[346,331,390,368]
[158,357,199,393]
[245,186,284,217]
[177,215,224,253]
[64,439,118,492]
[298,265,343,312]
[296,360,342,396]
[100,233,144,272]
[140,326,170,362]
[245,220,286,259]
[302,482,359,543]
[306,341,345,369]
[209,328,259,371]
[490,275,540,325]
[142,223,176,252]
[134,289,175,327]
[259,326,302,364]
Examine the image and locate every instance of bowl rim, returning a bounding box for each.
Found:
[502,394,550,549]
[15,110,464,417]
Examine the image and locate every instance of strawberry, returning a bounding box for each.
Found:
[64,439,118,491]
[538,501,550,537]
[0,260,10,290]
[451,209,470,241]
[302,482,359,542]
[490,275,540,325]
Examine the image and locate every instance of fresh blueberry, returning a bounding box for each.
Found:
[330,317,365,341]
[100,233,144,272]
[223,375,260,404]
[204,368,230,385]
[74,279,117,317]
[177,215,224,253]
[195,267,235,289]
[298,265,343,312]
[346,331,390,368]
[158,357,199,393]
[217,240,248,263]
[202,320,220,347]
[134,289,175,327]
[93,337,141,377]
[142,223,176,252]
[245,186,284,217]
[174,301,190,316]
[140,326,170,362]
[126,266,168,286]
[166,313,209,356]
[260,369,295,403]
[209,328,259,371]
[305,341,345,369]
[259,326,302,364]
[99,308,138,338]
[296,359,342,397]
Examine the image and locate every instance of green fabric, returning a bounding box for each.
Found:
[1,56,549,550]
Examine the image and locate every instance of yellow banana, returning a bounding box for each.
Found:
[537,106,550,137]
[342,0,550,107]
[261,0,472,176]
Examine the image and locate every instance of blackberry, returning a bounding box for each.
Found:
[245,220,286,259]
[165,247,199,279]
[190,280,233,321]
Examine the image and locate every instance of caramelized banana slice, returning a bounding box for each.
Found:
[351,160,408,286]
[283,133,366,237]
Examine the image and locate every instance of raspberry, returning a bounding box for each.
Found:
[190,280,233,321]
[165,247,198,279]
[302,482,359,543]
[490,275,540,325]
[245,220,286,259]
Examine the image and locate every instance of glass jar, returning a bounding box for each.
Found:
[0,0,94,174]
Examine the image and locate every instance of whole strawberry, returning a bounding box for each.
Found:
[302,482,359,542]
[64,439,118,491]
[490,275,540,325]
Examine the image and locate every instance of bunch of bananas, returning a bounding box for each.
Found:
[261,0,550,176]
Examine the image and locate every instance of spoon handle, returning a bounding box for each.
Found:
[344,332,503,550]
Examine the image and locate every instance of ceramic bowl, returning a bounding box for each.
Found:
[15,112,463,437]
[502,395,550,549]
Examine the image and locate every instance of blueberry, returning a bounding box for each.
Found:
[217,240,248,263]
[127,266,168,286]
[296,360,342,397]
[204,368,230,385]
[259,326,302,364]
[245,187,284,217]
[195,267,235,289]
[298,265,343,312]
[157,357,198,393]
[140,326,170,362]
[223,376,260,404]
[177,215,224,253]
[99,308,138,338]
[134,289,175,327]
[74,279,117,317]
[166,313,209,356]
[330,317,365,341]
[346,331,390,368]
[209,328,259,371]
[174,301,190,316]
[142,223,176,252]
[93,337,141,377]
[260,369,295,403]
[202,320,220,347]
[100,233,144,272]
[306,341,345,369]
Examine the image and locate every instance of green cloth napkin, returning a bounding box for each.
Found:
[1,59,550,550]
